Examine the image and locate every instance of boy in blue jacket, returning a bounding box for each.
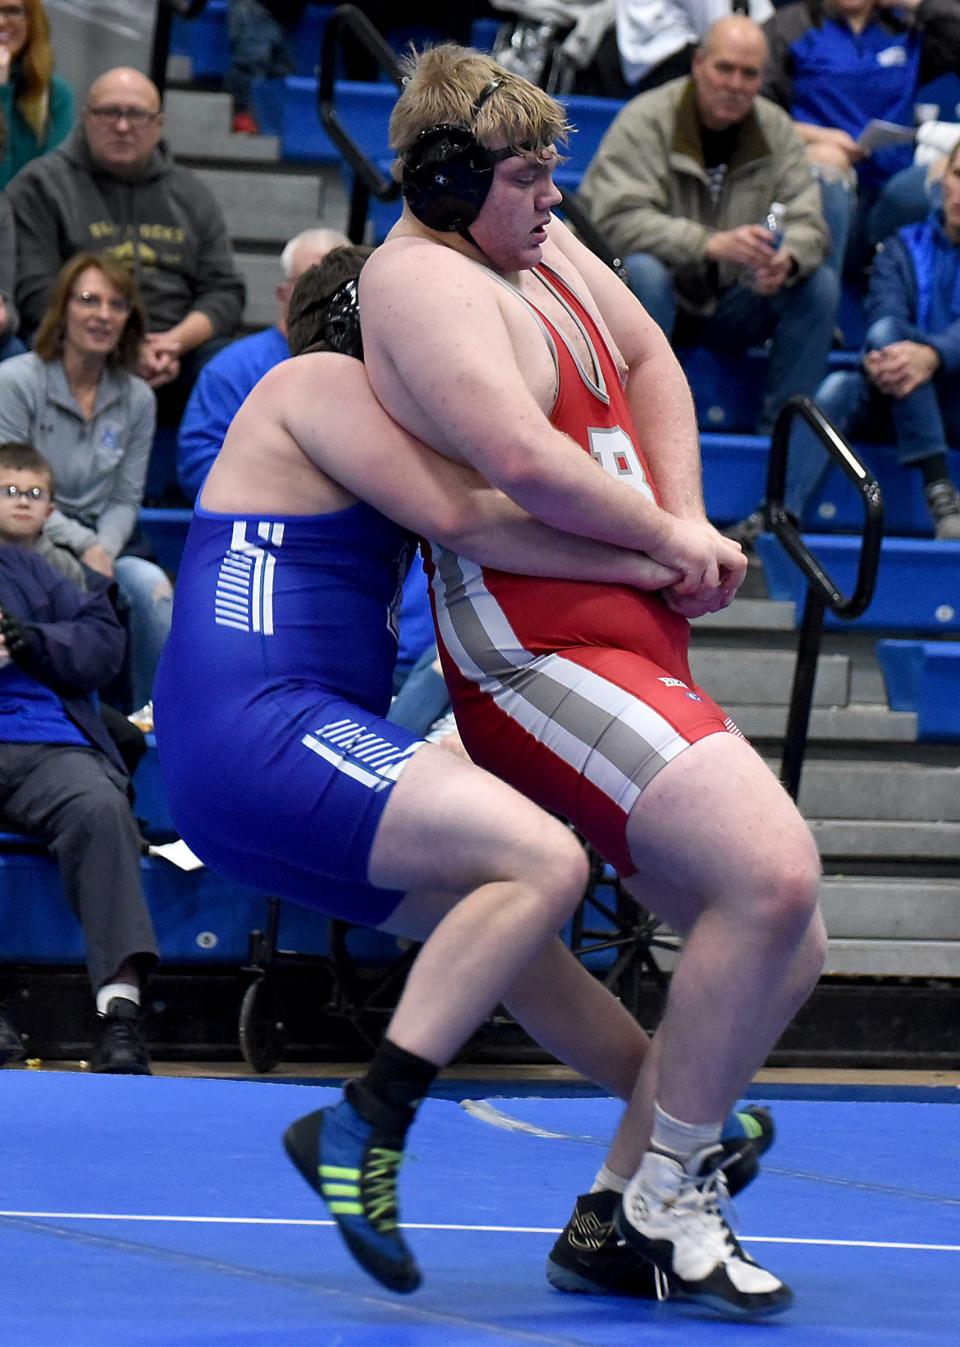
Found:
[0,441,157,1070]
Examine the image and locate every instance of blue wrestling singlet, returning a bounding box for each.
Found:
[153,502,427,925]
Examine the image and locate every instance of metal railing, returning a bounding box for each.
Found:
[765,395,884,800]
[150,0,209,95]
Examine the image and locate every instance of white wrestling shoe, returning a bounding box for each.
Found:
[615,1144,793,1318]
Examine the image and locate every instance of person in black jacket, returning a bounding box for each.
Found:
[0,444,157,1072]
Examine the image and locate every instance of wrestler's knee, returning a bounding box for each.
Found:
[515,819,589,926]
[744,825,823,945]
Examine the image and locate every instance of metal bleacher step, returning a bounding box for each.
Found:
[653,876,960,978]
[693,598,797,632]
[164,89,281,163]
[194,166,324,246]
[690,648,849,706]
[810,818,960,862]
[791,758,960,821]
[234,252,283,329]
[729,702,918,742]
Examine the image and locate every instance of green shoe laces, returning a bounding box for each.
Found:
[362,1146,404,1232]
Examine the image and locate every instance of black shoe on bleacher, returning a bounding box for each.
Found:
[90,998,151,1075]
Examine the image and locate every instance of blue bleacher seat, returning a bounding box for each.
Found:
[680,347,859,433]
[138,507,193,576]
[172,2,335,82]
[700,432,769,523]
[876,639,960,741]
[554,95,622,191]
[757,533,960,632]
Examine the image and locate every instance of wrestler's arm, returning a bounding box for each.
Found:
[548,220,746,612]
[547,219,706,522]
[360,243,722,594]
[283,357,678,589]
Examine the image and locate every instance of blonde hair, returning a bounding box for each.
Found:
[390,43,570,173]
[14,0,56,142]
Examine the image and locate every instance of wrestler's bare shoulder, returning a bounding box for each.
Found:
[203,352,367,515]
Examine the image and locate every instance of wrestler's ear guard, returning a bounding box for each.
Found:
[401,79,511,233]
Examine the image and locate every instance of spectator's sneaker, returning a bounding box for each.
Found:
[231,110,260,135]
[90,998,151,1075]
[0,1005,25,1066]
[616,1145,793,1318]
[546,1106,775,1298]
[925,480,960,540]
[283,1097,421,1294]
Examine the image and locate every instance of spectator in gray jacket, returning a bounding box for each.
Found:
[0,252,171,711]
[579,15,838,434]
[7,66,245,428]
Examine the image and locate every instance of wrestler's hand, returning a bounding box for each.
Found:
[655,516,746,599]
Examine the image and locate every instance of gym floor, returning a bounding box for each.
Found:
[1,1063,957,1345]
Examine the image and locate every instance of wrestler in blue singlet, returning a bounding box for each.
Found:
[153,500,426,925]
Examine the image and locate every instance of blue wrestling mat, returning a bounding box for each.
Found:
[1,1073,957,1345]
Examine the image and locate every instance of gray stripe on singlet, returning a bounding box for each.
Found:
[432,548,689,812]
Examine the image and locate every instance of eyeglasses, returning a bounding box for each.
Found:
[70,290,131,316]
[0,6,27,21]
[86,105,160,127]
[1,485,50,502]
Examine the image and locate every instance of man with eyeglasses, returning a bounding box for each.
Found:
[8,65,245,451]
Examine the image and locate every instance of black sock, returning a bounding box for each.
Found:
[346,1037,439,1141]
[919,454,950,487]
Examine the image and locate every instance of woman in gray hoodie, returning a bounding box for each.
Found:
[0,251,171,709]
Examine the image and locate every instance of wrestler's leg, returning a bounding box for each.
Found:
[284,742,588,1294]
[367,742,589,1065]
[617,733,824,1139]
[604,732,824,1313]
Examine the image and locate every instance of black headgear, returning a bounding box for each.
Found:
[293,276,363,361]
[401,79,515,234]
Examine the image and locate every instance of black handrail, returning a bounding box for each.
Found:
[318,5,403,240]
[765,395,884,800]
[149,0,210,96]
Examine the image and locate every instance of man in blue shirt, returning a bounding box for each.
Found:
[795,139,960,535]
[176,226,348,502]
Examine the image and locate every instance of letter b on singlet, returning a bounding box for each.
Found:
[588,426,656,504]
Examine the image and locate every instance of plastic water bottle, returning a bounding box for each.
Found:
[764,201,786,249]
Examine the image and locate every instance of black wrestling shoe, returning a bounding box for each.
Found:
[615,1145,793,1318]
[283,1097,421,1295]
[546,1188,669,1298]
[89,998,151,1075]
[546,1106,775,1299]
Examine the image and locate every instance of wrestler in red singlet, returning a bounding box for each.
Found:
[422,262,741,876]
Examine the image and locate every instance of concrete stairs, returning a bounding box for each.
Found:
[690,594,960,978]
[162,86,348,329]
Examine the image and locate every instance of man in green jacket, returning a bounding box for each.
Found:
[579,15,837,436]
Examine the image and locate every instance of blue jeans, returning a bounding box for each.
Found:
[624,252,839,435]
[0,330,26,363]
[225,0,294,111]
[791,314,960,520]
[114,556,173,711]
